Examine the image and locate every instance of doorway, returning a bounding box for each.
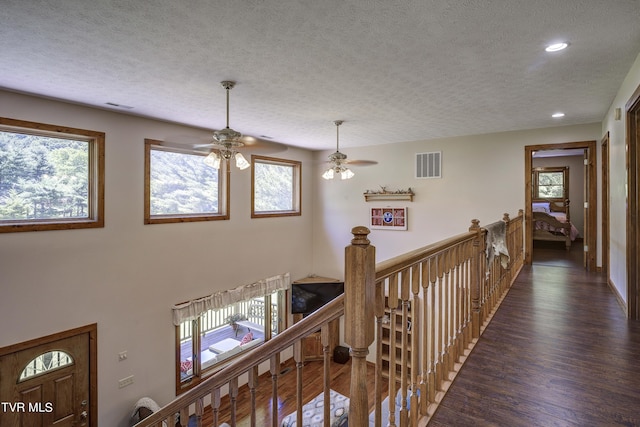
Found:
[524,140,597,271]
[0,324,97,426]
[601,132,610,276]
[626,85,640,320]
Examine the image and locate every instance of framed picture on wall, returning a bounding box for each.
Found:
[370,207,408,230]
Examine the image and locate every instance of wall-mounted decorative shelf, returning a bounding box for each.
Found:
[364,188,414,202]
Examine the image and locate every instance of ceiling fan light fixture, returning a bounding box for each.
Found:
[204,151,221,169]
[340,168,354,180]
[322,119,356,180]
[202,80,251,170]
[235,152,250,170]
[322,168,335,180]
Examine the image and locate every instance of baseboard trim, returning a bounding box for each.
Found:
[607,277,628,317]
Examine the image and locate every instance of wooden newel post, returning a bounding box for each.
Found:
[469,219,482,339]
[344,226,376,426]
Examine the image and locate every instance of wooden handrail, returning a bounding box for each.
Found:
[375,231,477,280]
[135,210,524,427]
[136,296,344,426]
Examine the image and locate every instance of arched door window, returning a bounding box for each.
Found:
[19,350,74,382]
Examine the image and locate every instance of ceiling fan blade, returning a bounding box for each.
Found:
[238,135,288,154]
[154,139,209,152]
[345,159,378,166]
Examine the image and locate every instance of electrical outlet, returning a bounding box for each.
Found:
[118,375,134,388]
[118,351,127,361]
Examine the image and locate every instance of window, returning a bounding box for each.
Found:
[251,155,301,218]
[20,351,74,382]
[0,117,105,233]
[176,291,285,392]
[144,139,229,224]
[534,166,569,200]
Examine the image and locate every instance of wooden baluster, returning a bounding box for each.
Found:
[469,219,482,339]
[249,365,258,427]
[178,408,188,427]
[420,260,430,415]
[463,241,472,346]
[294,340,303,427]
[344,226,376,427]
[229,377,238,426]
[454,245,463,358]
[374,279,385,427]
[439,250,449,376]
[428,255,438,399]
[270,354,280,427]
[462,242,469,349]
[447,248,457,367]
[503,213,512,289]
[195,398,204,427]
[518,209,524,267]
[211,388,221,427]
[410,263,421,426]
[399,269,410,427]
[448,248,457,366]
[322,322,331,427]
[387,273,399,427]
[464,242,470,343]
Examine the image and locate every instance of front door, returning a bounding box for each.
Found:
[0,324,96,427]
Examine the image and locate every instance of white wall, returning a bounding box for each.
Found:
[312,123,601,278]
[602,52,640,304]
[0,91,315,427]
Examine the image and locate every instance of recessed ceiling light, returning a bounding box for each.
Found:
[552,112,565,118]
[545,42,569,52]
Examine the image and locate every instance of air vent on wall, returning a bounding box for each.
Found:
[416,151,441,179]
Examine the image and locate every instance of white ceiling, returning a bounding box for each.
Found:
[1,0,639,151]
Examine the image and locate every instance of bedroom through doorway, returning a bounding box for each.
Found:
[524,140,597,271]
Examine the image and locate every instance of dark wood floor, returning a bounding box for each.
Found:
[198,241,639,426]
[429,241,640,426]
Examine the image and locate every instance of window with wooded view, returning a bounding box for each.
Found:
[534,166,569,200]
[0,118,105,233]
[144,139,229,224]
[251,155,301,218]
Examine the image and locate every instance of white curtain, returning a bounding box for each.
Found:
[171,272,290,326]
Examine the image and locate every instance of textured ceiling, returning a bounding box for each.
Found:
[1,0,639,150]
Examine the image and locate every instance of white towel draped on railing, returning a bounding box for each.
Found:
[171,272,291,326]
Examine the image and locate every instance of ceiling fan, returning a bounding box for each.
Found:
[322,120,377,180]
[193,81,286,170]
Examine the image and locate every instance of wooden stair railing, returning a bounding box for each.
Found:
[363,211,524,427]
[134,211,523,427]
[134,295,345,427]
